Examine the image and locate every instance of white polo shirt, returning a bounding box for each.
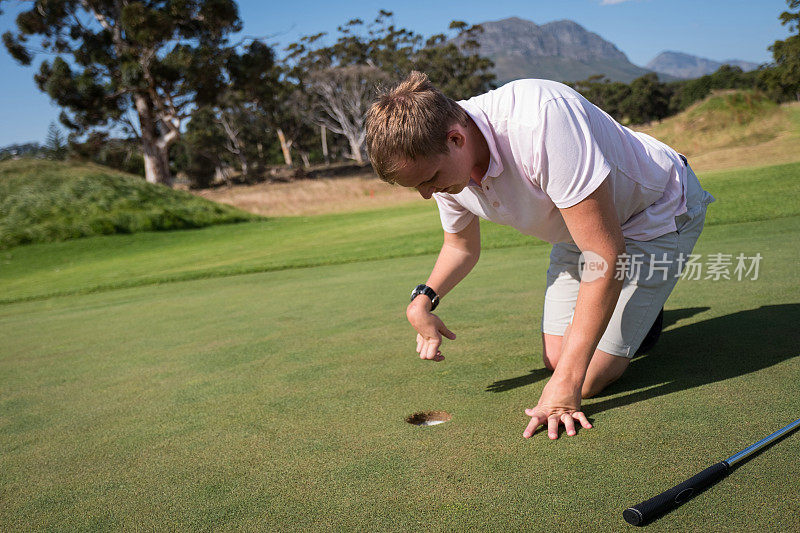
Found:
[433,79,688,243]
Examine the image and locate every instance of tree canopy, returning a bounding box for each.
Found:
[765,0,800,101]
[284,11,496,164]
[2,0,242,184]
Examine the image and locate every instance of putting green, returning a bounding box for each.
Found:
[1,212,798,530]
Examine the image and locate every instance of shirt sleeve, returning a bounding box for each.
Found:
[433,192,476,234]
[534,97,612,209]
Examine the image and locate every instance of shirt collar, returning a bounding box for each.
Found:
[458,99,504,180]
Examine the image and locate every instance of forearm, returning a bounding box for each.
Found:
[408,242,479,317]
[556,275,623,383]
[405,227,479,362]
[426,242,480,298]
[409,218,481,315]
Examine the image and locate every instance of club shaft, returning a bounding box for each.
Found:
[724,418,800,467]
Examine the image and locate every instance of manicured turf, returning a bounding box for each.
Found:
[1,162,799,530]
[1,161,799,304]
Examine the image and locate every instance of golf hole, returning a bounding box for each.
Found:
[405,411,452,427]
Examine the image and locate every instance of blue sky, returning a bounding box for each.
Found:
[0,0,791,146]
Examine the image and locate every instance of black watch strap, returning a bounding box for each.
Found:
[411,284,440,311]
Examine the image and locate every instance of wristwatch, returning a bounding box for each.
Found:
[410,284,440,311]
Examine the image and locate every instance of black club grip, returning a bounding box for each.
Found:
[623,461,730,526]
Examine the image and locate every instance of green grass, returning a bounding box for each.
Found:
[1,159,799,530]
[0,159,258,248]
[1,160,798,304]
[1,215,798,531]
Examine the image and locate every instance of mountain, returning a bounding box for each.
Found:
[646,51,760,80]
[458,17,655,84]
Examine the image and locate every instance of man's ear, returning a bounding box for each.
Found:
[447,128,466,148]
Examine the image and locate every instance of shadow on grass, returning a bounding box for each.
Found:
[486,368,552,393]
[485,307,709,394]
[487,305,800,417]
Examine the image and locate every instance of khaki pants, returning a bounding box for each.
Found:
[541,165,715,357]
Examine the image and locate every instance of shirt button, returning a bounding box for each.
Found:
[492,201,500,208]
[485,185,490,190]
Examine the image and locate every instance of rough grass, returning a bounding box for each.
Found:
[635,92,800,172]
[0,159,259,249]
[197,172,423,217]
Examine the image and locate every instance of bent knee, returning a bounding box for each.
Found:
[581,359,629,398]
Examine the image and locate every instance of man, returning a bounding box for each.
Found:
[365,71,714,440]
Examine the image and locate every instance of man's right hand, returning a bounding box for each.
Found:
[406,298,456,361]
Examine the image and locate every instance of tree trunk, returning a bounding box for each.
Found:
[321,125,329,165]
[347,135,364,165]
[220,113,250,182]
[134,94,173,185]
[277,128,293,167]
[142,140,171,186]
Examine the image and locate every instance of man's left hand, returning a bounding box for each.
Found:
[523,376,593,439]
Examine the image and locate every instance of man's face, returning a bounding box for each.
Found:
[393,146,472,200]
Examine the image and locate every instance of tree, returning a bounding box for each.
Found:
[45,122,67,160]
[2,0,241,185]
[621,73,670,125]
[179,106,229,188]
[284,11,495,164]
[222,40,316,169]
[571,75,632,122]
[422,21,496,100]
[306,65,388,164]
[767,0,800,101]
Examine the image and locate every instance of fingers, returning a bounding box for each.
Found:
[417,333,443,361]
[523,412,543,438]
[573,411,593,429]
[414,325,454,361]
[562,414,576,437]
[411,314,454,360]
[421,335,440,360]
[547,416,559,440]
[522,410,592,439]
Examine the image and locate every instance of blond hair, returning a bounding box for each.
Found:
[366,71,468,183]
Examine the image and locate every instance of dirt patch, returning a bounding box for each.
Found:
[194,171,424,217]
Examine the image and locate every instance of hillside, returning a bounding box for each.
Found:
[458,17,654,83]
[634,91,800,172]
[0,159,259,248]
[646,51,760,80]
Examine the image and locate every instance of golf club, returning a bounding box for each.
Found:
[623,417,800,526]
